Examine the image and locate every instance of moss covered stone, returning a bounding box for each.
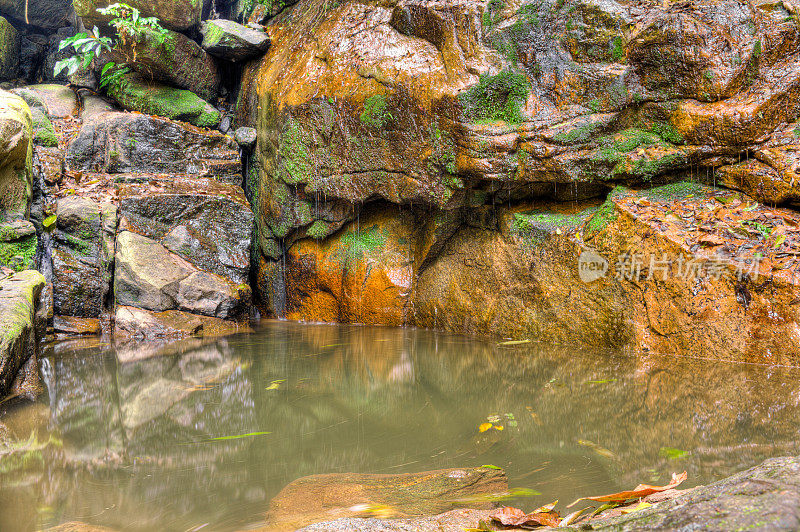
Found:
[0,233,37,272]
[0,90,33,222]
[0,16,19,82]
[107,72,221,129]
[458,70,530,124]
[73,0,203,32]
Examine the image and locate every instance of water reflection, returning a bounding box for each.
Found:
[1,322,800,531]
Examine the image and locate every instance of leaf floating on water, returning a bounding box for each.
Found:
[481,464,502,470]
[659,447,690,459]
[587,378,617,384]
[479,423,492,433]
[559,507,591,526]
[577,439,617,460]
[209,431,272,441]
[591,502,619,516]
[567,471,688,508]
[497,339,531,347]
[265,379,285,391]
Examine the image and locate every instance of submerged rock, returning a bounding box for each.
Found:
[201,19,270,62]
[265,467,508,530]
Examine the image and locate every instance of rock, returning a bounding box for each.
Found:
[218,115,231,134]
[201,19,270,62]
[118,177,253,284]
[117,27,221,101]
[106,72,221,129]
[114,229,247,319]
[114,306,249,340]
[0,270,46,398]
[51,197,116,318]
[53,315,102,336]
[41,28,98,88]
[73,0,202,32]
[65,111,239,177]
[588,456,800,531]
[0,91,33,222]
[13,84,77,118]
[234,126,256,149]
[0,16,19,81]
[0,0,71,30]
[265,467,508,530]
[297,510,497,532]
[283,207,414,326]
[11,87,58,147]
[0,220,37,272]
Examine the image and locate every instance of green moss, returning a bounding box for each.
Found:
[458,70,530,124]
[30,109,58,147]
[337,226,386,263]
[360,94,393,129]
[610,35,624,62]
[306,220,330,240]
[552,121,603,144]
[583,197,618,236]
[108,73,221,128]
[640,181,706,201]
[0,234,37,272]
[588,98,601,112]
[429,125,458,179]
[279,119,312,185]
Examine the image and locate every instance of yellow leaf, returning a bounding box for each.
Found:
[620,502,652,514]
[494,425,504,431]
[479,423,492,433]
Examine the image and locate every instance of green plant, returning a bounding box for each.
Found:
[458,70,530,124]
[55,3,167,84]
[360,95,393,129]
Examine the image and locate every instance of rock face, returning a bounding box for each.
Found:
[200,19,270,62]
[266,467,508,531]
[73,0,203,32]
[0,270,46,398]
[0,91,33,222]
[65,111,238,176]
[231,0,800,361]
[0,16,19,81]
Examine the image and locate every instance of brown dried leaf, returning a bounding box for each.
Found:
[567,471,688,508]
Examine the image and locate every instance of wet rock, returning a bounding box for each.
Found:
[297,509,498,532]
[0,16,19,82]
[53,315,102,336]
[13,84,78,119]
[588,456,800,531]
[0,90,33,221]
[115,306,249,340]
[74,0,202,32]
[106,72,221,129]
[201,19,270,62]
[65,111,239,177]
[51,197,116,319]
[284,207,414,326]
[118,27,222,101]
[266,467,508,530]
[0,220,37,271]
[118,177,253,284]
[0,270,46,398]
[11,86,58,147]
[234,126,257,149]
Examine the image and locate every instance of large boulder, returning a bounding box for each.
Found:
[200,19,270,62]
[0,90,33,222]
[114,177,253,324]
[0,0,71,30]
[73,0,203,32]
[0,16,19,81]
[106,72,221,129]
[65,111,239,178]
[117,27,222,101]
[0,270,46,398]
[266,467,508,530]
[51,197,116,319]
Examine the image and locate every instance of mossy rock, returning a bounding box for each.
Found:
[107,72,221,129]
[0,16,19,82]
[73,0,203,32]
[0,90,33,222]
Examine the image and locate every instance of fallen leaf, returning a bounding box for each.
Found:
[489,506,526,525]
[698,234,724,246]
[619,501,652,514]
[498,339,531,346]
[559,507,591,526]
[567,471,688,507]
[659,447,690,459]
[489,505,561,528]
[265,379,285,391]
[479,423,492,433]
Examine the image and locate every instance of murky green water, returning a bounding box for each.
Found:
[2,322,800,531]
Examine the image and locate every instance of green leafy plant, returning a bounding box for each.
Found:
[54,3,167,83]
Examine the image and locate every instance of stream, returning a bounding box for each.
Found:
[1,322,800,530]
